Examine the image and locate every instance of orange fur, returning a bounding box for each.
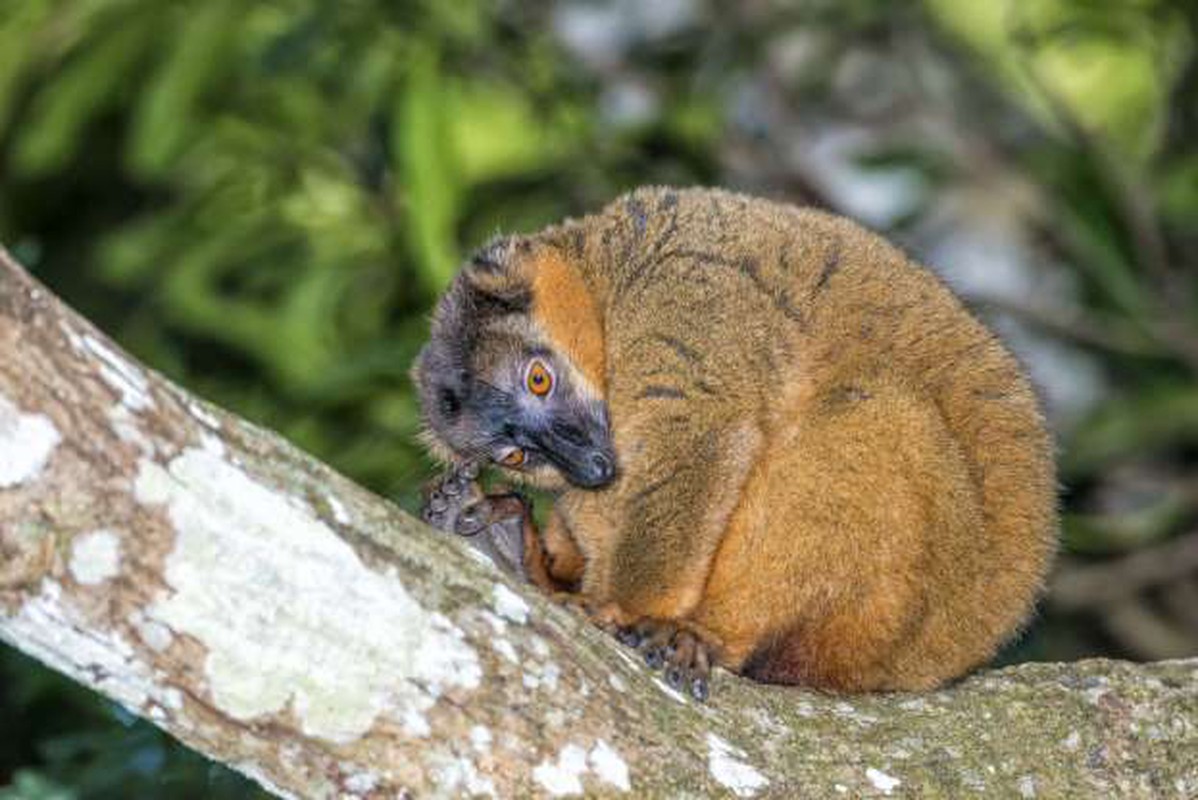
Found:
[540,510,587,586]
[529,250,607,394]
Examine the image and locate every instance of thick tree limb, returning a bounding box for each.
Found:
[0,247,1195,799]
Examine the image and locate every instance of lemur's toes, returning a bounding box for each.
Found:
[616,626,644,648]
[620,619,717,701]
[455,499,491,536]
[644,647,667,670]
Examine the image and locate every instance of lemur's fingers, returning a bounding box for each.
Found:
[421,459,490,531]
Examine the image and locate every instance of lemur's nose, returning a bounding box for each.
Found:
[589,452,616,486]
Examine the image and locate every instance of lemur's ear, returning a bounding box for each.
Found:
[462,236,534,309]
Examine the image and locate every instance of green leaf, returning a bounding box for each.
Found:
[0,0,54,132]
[13,11,161,175]
[127,0,239,176]
[394,47,460,296]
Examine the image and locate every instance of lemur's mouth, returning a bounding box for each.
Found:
[548,448,616,488]
[532,429,616,489]
[496,428,615,489]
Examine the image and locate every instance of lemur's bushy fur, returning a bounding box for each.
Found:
[415,187,1058,691]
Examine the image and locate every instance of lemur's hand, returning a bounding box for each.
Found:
[421,461,529,580]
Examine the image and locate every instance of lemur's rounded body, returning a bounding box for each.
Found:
[416,187,1057,691]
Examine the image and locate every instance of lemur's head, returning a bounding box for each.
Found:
[413,234,616,490]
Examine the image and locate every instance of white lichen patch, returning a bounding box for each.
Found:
[186,399,222,430]
[134,446,481,743]
[0,582,161,713]
[160,686,184,710]
[108,404,156,455]
[327,494,351,525]
[0,394,61,488]
[343,768,380,795]
[430,751,496,799]
[706,734,768,798]
[492,637,519,664]
[470,725,493,754]
[492,584,530,624]
[533,743,589,797]
[529,635,551,659]
[588,740,631,792]
[523,660,562,691]
[402,708,432,738]
[833,701,879,726]
[128,609,174,652]
[81,334,153,411]
[866,767,902,795]
[69,530,122,585]
[482,610,508,635]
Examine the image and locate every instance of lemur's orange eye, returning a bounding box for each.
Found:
[527,360,553,397]
[501,448,526,467]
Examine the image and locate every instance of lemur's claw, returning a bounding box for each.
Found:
[616,627,644,648]
[456,499,491,536]
[644,646,667,670]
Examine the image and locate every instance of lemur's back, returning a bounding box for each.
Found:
[562,187,1057,689]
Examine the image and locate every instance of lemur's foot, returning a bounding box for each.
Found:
[421,461,528,578]
[619,619,715,701]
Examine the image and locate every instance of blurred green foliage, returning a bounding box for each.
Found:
[1,0,1195,796]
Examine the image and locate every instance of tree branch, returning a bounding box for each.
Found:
[0,247,1195,798]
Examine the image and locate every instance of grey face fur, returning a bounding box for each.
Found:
[413,244,617,490]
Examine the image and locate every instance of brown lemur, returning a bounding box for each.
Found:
[413,186,1058,700]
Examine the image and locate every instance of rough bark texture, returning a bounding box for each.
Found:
[0,246,1195,799]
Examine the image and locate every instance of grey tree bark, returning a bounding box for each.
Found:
[0,247,1195,799]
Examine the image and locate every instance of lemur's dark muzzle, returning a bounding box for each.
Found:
[532,425,617,489]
